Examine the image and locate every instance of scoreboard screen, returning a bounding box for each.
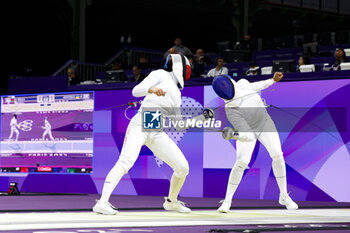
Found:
[0,92,94,174]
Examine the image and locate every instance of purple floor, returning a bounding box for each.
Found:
[0,193,349,212]
[10,225,350,233]
[1,194,350,233]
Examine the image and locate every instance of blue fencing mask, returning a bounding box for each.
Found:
[212,75,235,100]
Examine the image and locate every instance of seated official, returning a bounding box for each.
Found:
[192,48,213,77]
[332,48,348,71]
[67,67,80,85]
[207,57,228,77]
[245,62,260,76]
[296,56,311,72]
[130,65,146,83]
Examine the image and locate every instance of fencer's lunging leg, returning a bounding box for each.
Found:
[147,132,189,201]
[94,124,147,215]
[258,119,287,195]
[42,131,47,141]
[48,131,54,141]
[271,154,287,194]
[147,132,190,213]
[224,138,257,201]
[15,129,19,141]
[258,119,298,210]
[9,129,19,141]
[168,174,186,201]
[218,139,256,213]
[9,130,13,140]
[223,160,248,202]
[218,160,248,213]
[100,125,146,203]
[269,152,298,210]
[100,163,126,203]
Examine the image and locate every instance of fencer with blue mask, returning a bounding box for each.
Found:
[42,117,55,141]
[93,54,196,215]
[212,73,298,213]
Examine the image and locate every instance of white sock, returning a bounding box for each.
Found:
[272,156,288,195]
[100,164,125,203]
[224,161,247,202]
[168,173,186,201]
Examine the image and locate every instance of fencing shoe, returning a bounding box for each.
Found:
[163,197,191,213]
[93,199,118,215]
[279,193,298,210]
[217,200,231,213]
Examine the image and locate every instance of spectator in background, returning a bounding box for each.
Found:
[192,48,213,77]
[241,35,252,50]
[296,56,311,72]
[236,34,258,51]
[139,54,150,69]
[332,48,348,71]
[109,60,127,82]
[130,65,146,83]
[207,57,228,77]
[67,67,80,85]
[245,62,260,76]
[111,60,123,71]
[187,55,196,77]
[164,37,193,59]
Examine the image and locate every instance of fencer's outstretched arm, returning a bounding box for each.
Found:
[222,114,256,142]
[132,73,161,97]
[249,72,283,92]
[222,127,256,142]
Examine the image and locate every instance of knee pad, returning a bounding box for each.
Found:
[174,162,189,178]
[228,160,248,185]
[115,159,134,174]
[271,153,284,162]
[236,145,254,165]
[234,160,248,171]
[271,153,286,178]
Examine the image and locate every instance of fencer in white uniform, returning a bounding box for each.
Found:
[212,73,298,213]
[42,117,55,141]
[93,54,194,215]
[8,114,19,141]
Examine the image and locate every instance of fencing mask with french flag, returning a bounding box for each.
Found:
[163,54,191,89]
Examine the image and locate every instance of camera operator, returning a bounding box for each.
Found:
[192,48,213,77]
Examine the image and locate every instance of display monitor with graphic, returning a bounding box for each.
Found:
[0,92,94,173]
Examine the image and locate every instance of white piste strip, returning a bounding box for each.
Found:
[0,209,349,231]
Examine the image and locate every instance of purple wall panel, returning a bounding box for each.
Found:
[203,169,230,198]
[1,79,349,202]
[0,177,9,191]
[204,79,350,202]
[20,174,97,194]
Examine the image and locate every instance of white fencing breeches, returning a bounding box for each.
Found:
[42,130,54,141]
[115,115,189,177]
[224,117,288,202]
[236,117,283,164]
[100,113,189,202]
[9,128,19,141]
